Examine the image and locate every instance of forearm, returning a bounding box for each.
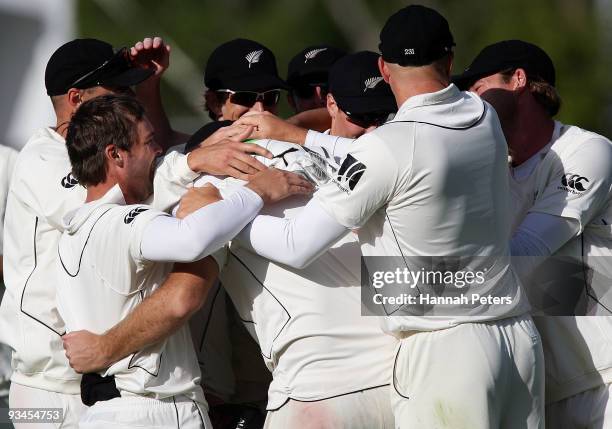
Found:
[238,198,348,268]
[99,259,217,367]
[304,130,354,159]
[141,186,263,262]
[135,78,175,151]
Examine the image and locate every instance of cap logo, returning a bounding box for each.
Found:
[404,48,415,55]
[245,50,264,68]
[304,48,328,63]
[364,77,384,92]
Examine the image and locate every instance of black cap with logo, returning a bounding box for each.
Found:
[204,39,288,92]
[328,51,396,115]
[45,38,154,96]
[286,45,346,91]
[379,5,455,67]
[452,40,556,90]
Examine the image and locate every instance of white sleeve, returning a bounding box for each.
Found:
[304,130,355,160]
[510,211,579,281]
[140,186,263,262]
[237,198,348,269]
[148,150,200,212]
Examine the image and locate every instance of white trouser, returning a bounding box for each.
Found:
[9,382,87,429]
[391,314,545,429]
[546,383,612,429]
[79,394,211,429]
[264,385,394,429]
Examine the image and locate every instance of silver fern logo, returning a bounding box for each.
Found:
[364,77,384,92]
[304,48,327,63]
[245,50,264,68]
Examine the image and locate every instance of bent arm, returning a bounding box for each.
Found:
[304,130,354,160]
[63,258,218,373]
[238,197,348,268]
[141,186,263,262]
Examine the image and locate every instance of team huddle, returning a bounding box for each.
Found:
[0,4,611,429]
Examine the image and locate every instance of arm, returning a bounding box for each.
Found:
[510,212,579,282]
[238,197,348,268]
[287,107,331,132]
[130,37,189,149]
[63,257,218,373]
[304,130,354,159]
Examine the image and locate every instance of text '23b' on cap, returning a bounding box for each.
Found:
[379,4,455,67]
[45,38,154,96]
[452,40,556,90]
[204,38,288,92]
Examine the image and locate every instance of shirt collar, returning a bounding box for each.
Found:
[396,84,461,116]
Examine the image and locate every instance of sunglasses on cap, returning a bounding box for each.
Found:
[70,47,132,88]
[345,110,392,129]
[216,89,281,108]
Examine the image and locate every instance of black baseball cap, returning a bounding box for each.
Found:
[328,51,396,115]
[379,5,455,67]
[286,45,346,90]
[45,38,154,96]
[452,40,556,90]
[204,39,288,92]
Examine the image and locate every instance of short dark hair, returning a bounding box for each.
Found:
[500,68,561,116]
[66,94,145,187]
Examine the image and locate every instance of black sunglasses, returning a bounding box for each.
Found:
[345,110,392,128]
[70,47,131,88]
[217,89,281,108]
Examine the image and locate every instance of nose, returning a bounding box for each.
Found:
[249,101,265,113]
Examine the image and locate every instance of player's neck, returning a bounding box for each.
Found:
[506,104,555,167]
[85,182,116,203]
[392,79,448,108]
[54,111,72,139]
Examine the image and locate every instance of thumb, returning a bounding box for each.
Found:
[234,125,254,142]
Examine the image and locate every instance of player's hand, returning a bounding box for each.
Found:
[246,168,314,204]
[176,184,222,219]
[235,112,308,144]
[187,141,272,180]
[62,330,111,373]
[129,36,170,78]
[200,123,254,148]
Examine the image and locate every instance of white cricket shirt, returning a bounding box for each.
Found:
[509,121,612,403]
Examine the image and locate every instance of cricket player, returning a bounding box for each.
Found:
[214,51,398,429]
[55,94,310,428]
[0,37,270,428]
[455,39,612,428]
[234,5,545,428]
[286,44,346,113]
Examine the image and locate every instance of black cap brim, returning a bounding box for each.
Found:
[101,67,155,88]
[215,73,289,91]
[336,94,397,115]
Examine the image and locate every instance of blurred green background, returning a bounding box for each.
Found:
[78,0,612,137]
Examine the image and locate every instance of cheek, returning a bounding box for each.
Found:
[224,104,248,120]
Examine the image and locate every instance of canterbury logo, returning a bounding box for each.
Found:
[61,172,78,189]
[336,154,366,192]
[364,77,383,92]
[124,207,149,224]
[560,174,590,193]
[245,50,264,68]
[304,48,327,63]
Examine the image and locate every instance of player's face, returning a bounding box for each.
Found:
[220,90,279,121]
[331,110,377,139]
[469,73,517,124]
[119,118,162,204]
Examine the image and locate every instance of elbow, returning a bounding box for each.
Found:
[168,288,204,320]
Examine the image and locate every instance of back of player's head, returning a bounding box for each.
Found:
[45,38,153,97]
[378,5,455,69]
[328,51,396,117]
[66,95,145,187]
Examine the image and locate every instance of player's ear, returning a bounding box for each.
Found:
[326,93,338,120]
[513,68,528,93]
[67,88,83,110]
[378,57,391,84]
[105,144,123,167]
